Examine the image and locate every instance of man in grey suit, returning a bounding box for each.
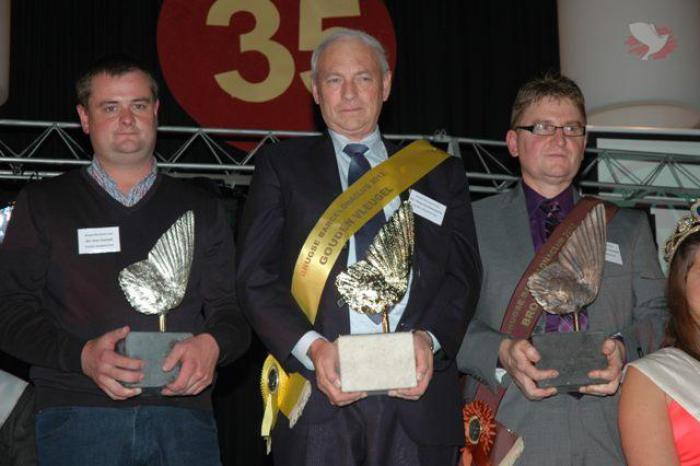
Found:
[457,74,666,465]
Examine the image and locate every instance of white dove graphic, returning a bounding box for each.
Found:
[629,22,669,60]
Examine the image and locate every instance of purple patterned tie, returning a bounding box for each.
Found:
[556,312,588,333]
[541,200,561,239]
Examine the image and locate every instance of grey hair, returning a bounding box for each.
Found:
[310,29,389,80]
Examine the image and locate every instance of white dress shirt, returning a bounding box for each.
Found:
[291,129,439,370]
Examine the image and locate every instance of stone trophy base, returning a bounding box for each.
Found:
[117,331,192,389]
[338,332,417,394]
[532,330,608,392]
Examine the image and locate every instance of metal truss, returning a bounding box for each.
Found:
[0,119,699,207]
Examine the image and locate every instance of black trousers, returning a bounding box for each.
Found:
[0,385,37,466]
[272,395,458,466]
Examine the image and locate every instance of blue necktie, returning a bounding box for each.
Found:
[344,143,386,260]
[344,143,386,325]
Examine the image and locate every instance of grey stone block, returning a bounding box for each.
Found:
[532,330,608,392]
[338,332,417,393]
[117,331,192,388]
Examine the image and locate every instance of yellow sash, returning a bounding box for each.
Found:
[260,140,450,445]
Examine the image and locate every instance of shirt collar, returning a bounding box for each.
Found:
[87,156,158,206]
[522,181,575,217]
[328,127,382,159]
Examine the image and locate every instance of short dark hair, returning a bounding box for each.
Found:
[510,73,586,128]
[665,230,700,360]
[76,54,159,107]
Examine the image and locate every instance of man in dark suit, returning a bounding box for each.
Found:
[456,74,666,465]
[237,29,481,465]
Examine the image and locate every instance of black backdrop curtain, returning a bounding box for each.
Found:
[0,2,558,465]
[0,0,559,139]
[383,1,559,140]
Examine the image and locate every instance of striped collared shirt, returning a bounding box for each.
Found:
[86,157,157,207]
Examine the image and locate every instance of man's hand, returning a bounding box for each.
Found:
[161,333,220,396]
[308,339,366,406]
[389,330,434,400]
[498,338,558,400]
[81,326,143,400]
[579,338,625,396]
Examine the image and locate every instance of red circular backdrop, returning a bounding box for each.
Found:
[157,0,396,134]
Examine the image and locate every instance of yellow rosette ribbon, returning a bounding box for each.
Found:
[260,355,310,453]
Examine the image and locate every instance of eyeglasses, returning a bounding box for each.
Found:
[516,122,586,137]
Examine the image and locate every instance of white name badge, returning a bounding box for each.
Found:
[606,242,623,265]
[78,227,121,255]
[409,190,446,226]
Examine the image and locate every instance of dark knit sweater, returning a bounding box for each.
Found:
[0,169,250,411]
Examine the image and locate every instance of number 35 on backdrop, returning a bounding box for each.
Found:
[157,0,396,134]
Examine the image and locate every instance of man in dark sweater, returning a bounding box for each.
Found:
[0,56,250,465]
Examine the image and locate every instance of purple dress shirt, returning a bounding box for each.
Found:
[523,183,574,252]
[522,183,587,332]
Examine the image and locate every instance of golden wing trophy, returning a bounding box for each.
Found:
[527,203,609,391]
[335,201,418,393]
[117,211,195,388]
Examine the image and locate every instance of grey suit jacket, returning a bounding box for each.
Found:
[457,184,667,465]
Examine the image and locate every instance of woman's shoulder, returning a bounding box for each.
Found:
[627,348,700,406]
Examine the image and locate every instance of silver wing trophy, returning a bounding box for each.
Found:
[119,210,194,332]
[116,210,195,388]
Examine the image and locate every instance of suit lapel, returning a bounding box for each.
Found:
[397,141,438,324]
[312,135,351,336]
[384,138,399,156]
[507,185,547,330]
[383,139,411,203]
[505,183,536,268]
[309,135,343,210]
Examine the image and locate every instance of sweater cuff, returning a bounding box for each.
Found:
[201,327,230,365]
[60,336,87,373]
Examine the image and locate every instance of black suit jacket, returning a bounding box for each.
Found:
[237,134,481,445]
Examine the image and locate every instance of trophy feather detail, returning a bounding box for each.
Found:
[527,204,606,329]
[335,201,414,332]
[118,210,195,331]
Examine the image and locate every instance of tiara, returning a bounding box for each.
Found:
[663,200,700,264]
